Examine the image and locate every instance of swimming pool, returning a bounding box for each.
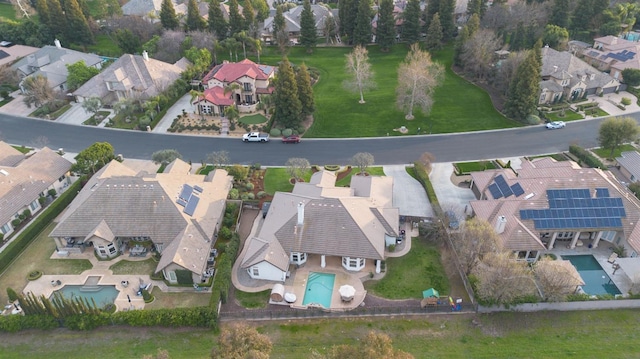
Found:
[53,285,120,308]
[562,255,621,296]
[302,272,335,308]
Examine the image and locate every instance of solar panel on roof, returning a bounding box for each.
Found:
[488,183,502,199]
[511,183,525,197]
[596,188,610,198]
[179,184,193,201]
[183,196,200,216]
[193,185,203,193]
[494,175,513,197]
[176,198,187,207]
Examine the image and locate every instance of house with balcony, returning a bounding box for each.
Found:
[49,159,233,284]
[194,59,275,115]
[0,142,72,239]
[539,46,620,104]
[469,157,640,262]
[238,170,399,283]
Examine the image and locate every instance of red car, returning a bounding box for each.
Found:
[282,135,301,143]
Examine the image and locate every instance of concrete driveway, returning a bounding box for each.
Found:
[55,102,92,124]
[0,92,34,117]
[153,93,194,133]
[429,162,476,219]
[383,165,433,217]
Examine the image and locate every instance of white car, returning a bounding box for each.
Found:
[546,121,566,129]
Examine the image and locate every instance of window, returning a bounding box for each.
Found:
[557,232,575,239]
[251,267,259,276]
[601,231,616,242]
[291,252,307,264]
[245,95,253,103]
[30,200,39,211]
[108,244,116,254]
[1,223,10,234]
[169,271,177,282]
[243,83,252,91]
[342,257,365,271]
[58,175,66,182]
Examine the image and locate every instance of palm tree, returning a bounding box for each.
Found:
[223,83,241,105]
[189,89,205,119]
[224,105,239,128]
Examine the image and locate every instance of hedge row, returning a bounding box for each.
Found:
[209,233,240,308]
[412,162,441,215]
[0,307,217,333]
[576,102,599,111]
[0,179,83,275]
[569,144,606,169]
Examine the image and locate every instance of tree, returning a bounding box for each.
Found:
[185,0,206,31]
[286,157,310,181]
[504,44,541,122]
[242,0,255,32]
[64,0,94,45]
[227,164,249,182]
[418,152,435,173]
[542,24,568,50]
[299,0,317,53]
[459,29,501,82]
[0,64,20,86]
[22,75,54,108]
[352,0,371,46]
[47,0,66,40]
[343,46,375,104]
[534,257,585,302]
[629,181,640,199]
[451,218,501,275]
[224,105,239,125]
[473,251,538,304]
[425,13,443,50]
[339,0,359,43]
[114,29,142,54]
[598,116,640,159]
[228,0,243,36]
[273,57,302,128]
[72,142,115,175]
[207,150,230,168]
[550,0,570,28]
[296,63,315,116]
[376,0,395,52]
[437,0,455,41]
[152,149,183,166]
[396,44,444,120]
[311,331,414,359]
[208,0,228,40]
[272,5,289,54]
[253,0,269,23]
[66,60,100,91]
[81,97,102,117]
[184,46,212,75]
[351,152,374,175]
[105,0,122,17]
[402,0,421,44]
[211,323,272,359]
[466,0,487,17]
[622,68,640,86]
[160,0,179,30]
[35,0,49,28]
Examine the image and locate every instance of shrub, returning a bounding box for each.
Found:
[297,125,306,134]
[218,227,232,240]
[228,165,249,181]
[228,188,239,199]
[11,219,21,227]
[0,233,3,241]
[22,210,31,218]
[526,114,541,125]
[269,128,281,136]
[246,192,255,200]
[38,196,46,205]
[245,182,254,191]
[175,269,194,285]
[252,163,261,170]
[257,191,267,199]
[324,165,340,171]
[569,144,605,169]
[282,128,293,137]
[48,189,57,198]
[388,244,396,252]
[413,162,441,215]
[27,270,42,280]
[141,289,154,303]
[621,97,632,106]
[6,288,18,302]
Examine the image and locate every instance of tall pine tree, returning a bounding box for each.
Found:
[296,63,315,117]
[228,0,244,36]
[437,0,455,41]
[376,0,395,52]
[466,0,487,17]
[47,0,66,41]
[424,0,439,32]
[64,0,94,44]
[160,0,179,30]
[273,57,302,128]
[209,0,228,40]
[504,44,541,122]
[273,5,288,54]
[402,0,421,44]
[425,13,442,50]
[353,0,372,46]
[242,0,255,32]
[299,0,317,53]
[341,0,359,43]
[106,0,122,17]
[185,0,206,31]
[36,0,49,28]
[550,0,570,28]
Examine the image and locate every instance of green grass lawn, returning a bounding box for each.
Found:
[144,290,211,310]
[454,161,498,174]
[365,238,449,299]
[0,3,17,21]
[83,111,110,126]
[84,34,123,58]
[545,110,584,122]
[592,144,638,160]
[264,167,311,194]
[0,96,14,107]
[109,258,158,275]
[239,113,268,125]
[335,166,385,187]
[587,108,609,117]
[110,112,141,130]
[235,289,270,308]
[11,145,32,154]
[257,44,517,138]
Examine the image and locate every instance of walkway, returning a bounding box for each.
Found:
[383,165,433,217]
[430,162,476,218]
[588,91,640,117]
[153,93,193,133]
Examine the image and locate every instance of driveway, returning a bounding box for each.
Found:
[429,162,476,219]
[55,102,92,125]
[589,91,640,117]
[153,93,194,133]
[383,165,433,217]
[0,91,34,117]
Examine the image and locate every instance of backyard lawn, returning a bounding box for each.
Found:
[264,167,311,194]
[144,290,211,309]
[454,160,498,174]
[0,222,92,304]
[335,166,385,187]
[109,258,158,275]
[235,289,270,308]
[257,45,518,138]
[0,3,17,21]
[592,143,638,160]
[239,113,268,125]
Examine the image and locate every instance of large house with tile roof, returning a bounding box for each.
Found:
[581,35,640,82]
[50,159,233,284]
[73,51,190,104]
[469,158,640,262]
[194,59,275,115]
[539,46,620,105]
[0,142,72,239]
[239,171,399,282]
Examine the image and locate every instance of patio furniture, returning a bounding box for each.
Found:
[608,252,618,264]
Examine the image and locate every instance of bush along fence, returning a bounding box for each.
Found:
[412,162,441,215]
[569,144,606,169]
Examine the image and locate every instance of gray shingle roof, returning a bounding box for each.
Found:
[617,151,640,181]
[541,46,619,91]
[0,142,24,167]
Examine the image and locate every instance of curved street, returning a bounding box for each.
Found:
[1,112,639,165]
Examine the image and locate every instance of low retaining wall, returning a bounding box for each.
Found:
[479,299,640,313]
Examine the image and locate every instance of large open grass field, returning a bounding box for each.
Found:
[0,3,17,21]
[257,45,518,138]
[1,310,640,358]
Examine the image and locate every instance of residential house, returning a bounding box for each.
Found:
[11,40,103,93]
[539,46,620,104]
[49,159,233,284]
[73,51,190,105]
[238,170,399,282]
[0,142,72,239]
[0,42,38,67]
[262,4,335,45]
[582,35,640,81]
[194,59,275,115]
[469,158,640,262]
[122,0,187,20]
[371,4,404,40]
[616,151,640,183]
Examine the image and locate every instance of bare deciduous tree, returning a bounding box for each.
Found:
[22,75,54,108]
[206,150,230,168]
[351,152,374,175]
[460,29,502,82]
[418,152,436,174]
[534,257,584,302]
[343,45,375,104]
[211,323,272,359]
[106,15,159,45]
[396,44,444,120]
[472,251,538,304]
[286,157,310,181]
[493,50,527,95]
[0,64,20,86]
[451,218,502,275]
[154,30,187,63]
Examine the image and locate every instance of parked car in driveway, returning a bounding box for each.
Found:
[282,135,301,143]
[545,121,566,129]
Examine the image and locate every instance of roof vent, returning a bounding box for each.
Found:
[0,170,8,176]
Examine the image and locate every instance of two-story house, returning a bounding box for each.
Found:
[582,35,640,82]
[262,4,336,45]
[194,59,275,115]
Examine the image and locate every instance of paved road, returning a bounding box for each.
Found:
[1,113,639,165]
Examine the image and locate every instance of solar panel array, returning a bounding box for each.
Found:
[606,49,636,62]
[175,184,201,216]
[519,188,626,230]
[488,175,526,199]
[184,196,200,216]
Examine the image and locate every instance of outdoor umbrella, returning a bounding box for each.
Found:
[338,285,356,301]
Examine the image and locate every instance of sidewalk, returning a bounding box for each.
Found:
[586,91,640,117]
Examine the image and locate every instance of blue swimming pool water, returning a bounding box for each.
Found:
[562,255,621,296]
[53,285,120,308]
[302,272,335,308]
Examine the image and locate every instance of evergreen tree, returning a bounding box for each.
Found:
[296,63,315,116]
[47,0,66,40]
[273,5,288,54]
[510,22,526,51]
[76,0,91,20]
[253,0,269,23]
[438,0,455,40]
[550,0,570,28]
[105,0,122,17]
[353,0,372,46]
[273,57,302,128]
[160,0,179,30]
[425,13,443,50]
[209,0,228,40]
[424,0,439,32]
[504,45,541,122]
[64,0,94,44]
[36,0,49,27]
[185,0,206,31]
[402,0,421,44]
[376,0,395,52]
[228,0,244,36]
[242,0,255,32]
[338,0,350,36]
[466,0,487,17]
[299,0,317,53]
[340,0,359,43]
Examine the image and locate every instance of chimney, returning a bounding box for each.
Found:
[297,202,304,226]
[495,216,507,234]
[142,50,149,61]
[553,65,558,73]
[54,39,61,49]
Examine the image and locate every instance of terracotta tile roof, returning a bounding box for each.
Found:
[197,86,235,106]
[202,59,273,83]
